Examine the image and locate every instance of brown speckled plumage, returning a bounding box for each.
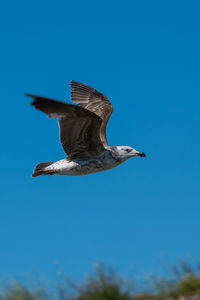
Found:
[26,81,145,177]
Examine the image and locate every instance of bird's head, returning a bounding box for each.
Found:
[115,146,146,161]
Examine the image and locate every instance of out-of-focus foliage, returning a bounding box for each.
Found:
[153,260,200,298]
[57,263,132,300]
[0,281,47,300]
[172,273,200,297]
[1,261,200,300]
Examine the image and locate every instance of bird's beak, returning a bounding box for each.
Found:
[137,152,146,157]
[131,150,146,157]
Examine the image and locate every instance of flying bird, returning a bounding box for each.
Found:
[26,81,146,177]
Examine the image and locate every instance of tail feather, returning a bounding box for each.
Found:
[32,162,55,177]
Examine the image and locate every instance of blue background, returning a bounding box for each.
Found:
[0,0,200,280]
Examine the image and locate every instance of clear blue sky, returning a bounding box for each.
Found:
[1,0,200,281]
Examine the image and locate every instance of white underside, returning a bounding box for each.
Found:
[45,151,122,176]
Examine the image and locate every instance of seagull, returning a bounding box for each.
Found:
[26,81,146,177]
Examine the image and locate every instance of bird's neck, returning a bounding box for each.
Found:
[109,146,125,162]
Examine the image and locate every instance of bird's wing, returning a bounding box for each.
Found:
[26,94,105,158]
[70,81,113,146]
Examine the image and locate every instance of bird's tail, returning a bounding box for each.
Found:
[32,162,55,177]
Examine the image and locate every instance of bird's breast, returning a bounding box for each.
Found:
[55,151,120,176]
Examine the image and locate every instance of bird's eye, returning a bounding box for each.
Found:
[125,149,131,152]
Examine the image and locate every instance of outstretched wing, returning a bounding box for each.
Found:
[26,94,105,158]
[70,81,113,146]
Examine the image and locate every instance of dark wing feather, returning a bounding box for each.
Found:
[70,81,113,146]
[26,93,105,158]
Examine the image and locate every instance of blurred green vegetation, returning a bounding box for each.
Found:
[0,281,47,300]
[1,261,200,300]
